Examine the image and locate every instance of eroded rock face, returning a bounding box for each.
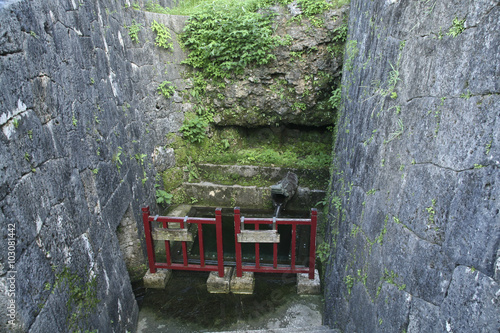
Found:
[323,0,500,332]
[0,1,187,331]
[206,5,348,127]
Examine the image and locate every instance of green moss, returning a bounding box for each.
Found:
[162,126,331,204]
[162,167,184,192]
[50,266,99,332]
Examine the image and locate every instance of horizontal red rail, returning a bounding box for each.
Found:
[148,216,218,224]
[238,218,314,225]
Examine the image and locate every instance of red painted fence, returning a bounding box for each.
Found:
[234,207,317,279]
[142,206,225,277]
[142,206,317,280]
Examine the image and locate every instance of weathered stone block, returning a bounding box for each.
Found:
[143,269,172,289]
[206,267,233,294]
[297,269,320,295]
[230,270,255,294]
[152,228,194,242]
[237,230,280,243]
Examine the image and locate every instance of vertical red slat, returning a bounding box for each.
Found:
[181,217,188,266]
[309,208,318,279]
[163,220,172,266]
[198,223,205,267]
[215,208,224,277]
[142,207,156,273]
[291,224,296,269]
[255,224,260,269]
[234,207,242,277]
[273,242,278,269]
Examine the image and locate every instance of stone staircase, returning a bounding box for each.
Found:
[181,164,328,210]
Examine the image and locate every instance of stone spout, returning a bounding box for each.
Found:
[271,172,298,217]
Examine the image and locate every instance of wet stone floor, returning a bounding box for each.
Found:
[135,271,323,332]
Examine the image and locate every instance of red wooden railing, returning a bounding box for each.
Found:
[234,207,317,279]
[142,206,225,277]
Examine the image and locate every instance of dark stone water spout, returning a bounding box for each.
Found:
[271,172,298,217]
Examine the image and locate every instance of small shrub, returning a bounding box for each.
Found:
[329,87,342,109]
[447,17,465,37]
[151,20,173,50]
[156,189,173,205]
[125,20,142,43]
[158,81,176,99]
[179,115,208,143]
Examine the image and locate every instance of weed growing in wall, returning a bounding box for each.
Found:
[179,114,208,143]
[124,20,142,43]
[151,20,173,50]
[447,17,466,37]
[158,81,176,99]
[156,189,173,205]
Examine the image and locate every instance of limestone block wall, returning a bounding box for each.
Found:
[0,0,187,331]
[323,0,499,332]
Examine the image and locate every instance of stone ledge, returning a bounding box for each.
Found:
[207,267,233,294]
[230,270,255,294]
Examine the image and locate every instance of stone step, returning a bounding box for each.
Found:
[195,164,329,190]
[182,181,326,210]
[210,325,339,333]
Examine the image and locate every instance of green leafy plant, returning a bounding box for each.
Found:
[134,153,147,166]
[125,20,142,43]
[156,189,173,205]
[179,2,280,80]
[179,115,208,143]
[316,242,330,264]
[183,157,199,182]
[384,118,404,143]
[151,20,173,50]
[460,90,472,99]
[426,198,436,224]
[447,17,465,37]
[329,87,342,109]
[158,81,176,99]
[112,147,123,172]
[344,275,355,295]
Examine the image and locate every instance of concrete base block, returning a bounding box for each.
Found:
[143,269,172,289]
[207,267,233,294]
[297,269,321,295]
[230,270,255,294]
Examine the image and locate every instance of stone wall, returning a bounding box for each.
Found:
[0,0,187,331]
[323,0,499,332]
